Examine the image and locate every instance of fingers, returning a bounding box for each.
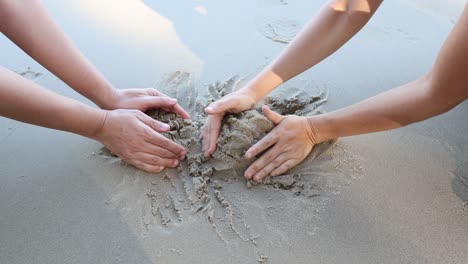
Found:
[135,110,186,157]
[135,111,170,133]
[202,114,223,158]
[245,146,285,181]
[133,152,180,168]
[146,88,164,97]
[270,160,297,177]
[163,103,191,119]
[244,130,279,159]
[143,142,181,159]
[145,130,186,157]
[129,160,165,173]
[144,88,191,119]
[140,96,178,110]
[262,105,285,125]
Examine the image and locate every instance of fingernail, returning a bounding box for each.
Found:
[161,123,170,130]
[169,98,177,103]
[205,106,214,113]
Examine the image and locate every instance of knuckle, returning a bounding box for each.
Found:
[250,164,259,172]
[272,158,282,167]
[131,160,145,170]
[143,129,155,140]
[151,155,161,163]
[284,162,293,171]
[121,149,132,158]
[265,137,275,146]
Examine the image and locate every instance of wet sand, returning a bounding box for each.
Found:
[0,0,467,263]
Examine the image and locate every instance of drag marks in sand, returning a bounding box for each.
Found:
[256,17,301,44]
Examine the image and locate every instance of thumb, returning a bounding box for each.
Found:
[262,105,284,125]
[205,97,235,115]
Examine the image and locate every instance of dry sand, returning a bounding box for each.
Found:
[0,0,467,263]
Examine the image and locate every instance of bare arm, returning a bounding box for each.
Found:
[0,67,186,172]
[208,0,383,108]
[0,67,105,137]
[246,0,383,100]
[0,0,189,172]
[244,4,468,182]
[203,0,384,157]
[0,0,190,118]
[0,0,116,108]
[308,5,468,143]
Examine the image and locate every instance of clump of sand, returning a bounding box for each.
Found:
[104,71,335,193]
[147,107,274,178]
[146,75,331,180]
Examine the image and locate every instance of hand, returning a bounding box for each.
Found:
[202,89,257,157]
[105,88,190,119]
[92,109,187,173]
[244,105,319,182]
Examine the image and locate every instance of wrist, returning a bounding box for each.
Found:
[238,84,264,104]
[306,114,336,144]
[93,87,119,110]
[243,69,284,103]
[82,108,108,140]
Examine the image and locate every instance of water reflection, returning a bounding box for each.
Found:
[52,0,202,84]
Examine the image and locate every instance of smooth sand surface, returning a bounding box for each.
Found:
[1,0,467,263]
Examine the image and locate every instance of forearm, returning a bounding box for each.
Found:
[310,75,466,143]
[311,3,468,143]
[0,67,106,138]
[245,0,382,101]
[0,0,116,109]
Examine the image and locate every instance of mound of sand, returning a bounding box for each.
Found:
[146,72,331,181]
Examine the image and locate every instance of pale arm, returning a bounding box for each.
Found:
[0,67,106,138]
[0,66,187,172]
[0,0,116,108]
[0,0,190,118]
[203,0,383,157]
[208,0,384,107]
[308,5,468,143]
[246,0,383,100]
[245,4,468,182]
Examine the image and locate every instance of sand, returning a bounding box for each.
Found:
[256,17,301,44]
[94,73,358,261]
[146,71,331,181]
[0,1,467,264]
